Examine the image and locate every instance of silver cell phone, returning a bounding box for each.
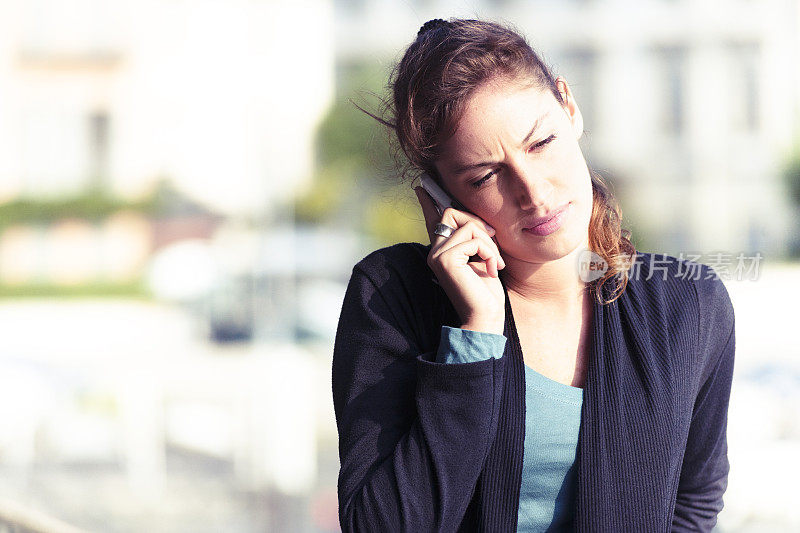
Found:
[419,173,467,215]
[419,172,493,258]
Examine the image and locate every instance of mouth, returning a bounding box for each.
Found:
[521,202,571,236]
[522,202,570,228]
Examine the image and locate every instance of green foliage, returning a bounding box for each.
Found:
[315,60,395,174]
[781,146,800,256]
[0,185,155,229]
[0,178,197,231]
[627,224,658,255]
[783,148,800,208]
[315,96,394,171]
[295,60,425,244]
[365,185,429,247]
[0,279,150,299]
[0,178,210,297]
[294,160,360,225]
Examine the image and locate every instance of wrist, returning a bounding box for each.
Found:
[459,318,504,335]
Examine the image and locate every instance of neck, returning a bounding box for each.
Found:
[500,242,591,311]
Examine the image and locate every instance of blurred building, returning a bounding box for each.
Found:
[334,0,800,257]
[0,0,335,287]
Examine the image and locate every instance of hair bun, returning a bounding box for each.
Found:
[417,18,450,38]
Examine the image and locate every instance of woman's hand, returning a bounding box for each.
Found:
[415,187,506,335]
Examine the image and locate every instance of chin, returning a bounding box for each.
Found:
[499,216,590,264]
[498,236,582,265]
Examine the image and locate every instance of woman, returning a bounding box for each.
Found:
[332,18,735,532]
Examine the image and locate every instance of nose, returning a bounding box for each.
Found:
[506,157,553,210]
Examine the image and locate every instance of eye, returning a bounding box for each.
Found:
[469,134,557,189]
[529,134,556,151]
[470,171,495,189]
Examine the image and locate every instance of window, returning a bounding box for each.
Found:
[728,42,760,133]
[653,45,687,137]
[89,112,110,189]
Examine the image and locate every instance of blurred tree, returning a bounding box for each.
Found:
[295,60,427,246]
[783,150,800,206]
[781,147,800,257]
[0,177,207,230]
[0,177,221,298]
[0,184,157,229]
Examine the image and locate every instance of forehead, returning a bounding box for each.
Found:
[440,79,556,159]
[462,78,553,124]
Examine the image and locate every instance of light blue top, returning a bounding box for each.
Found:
[436,326,584,532]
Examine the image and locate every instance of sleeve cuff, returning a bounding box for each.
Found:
[436,325,507,364]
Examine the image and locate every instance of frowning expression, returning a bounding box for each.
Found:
[434,75,593,263]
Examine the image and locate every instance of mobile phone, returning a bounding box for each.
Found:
[419,173,467,215]
[419,173,501,270]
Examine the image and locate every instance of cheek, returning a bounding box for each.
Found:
[553,145,582,178]
[469,198,505,228]
[570,173,593,230]
[553,143,591,199]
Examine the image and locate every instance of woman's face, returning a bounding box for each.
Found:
[433,75,592,264]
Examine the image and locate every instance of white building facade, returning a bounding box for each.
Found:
[334,0,800,257]
[0,0,335,216]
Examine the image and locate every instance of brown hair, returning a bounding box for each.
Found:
[365,18,636,304]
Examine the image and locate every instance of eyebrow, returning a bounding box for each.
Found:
[452,112,551,175]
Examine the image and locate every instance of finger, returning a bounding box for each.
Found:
[491,236,506,270]
[474,236,504,273]
[480,233,504,270]
[488,256,498,278]
[414,187,440,242]
[449,241,501,281]
[436,221,504,268]
[437,238,499,271]
[440,207,496,237]
[495,242,506,270]
[440,207,503,266]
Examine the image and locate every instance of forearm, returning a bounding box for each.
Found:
[338,352,504,532]
[672,325,735,531]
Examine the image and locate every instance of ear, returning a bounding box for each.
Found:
[556,77,584,140]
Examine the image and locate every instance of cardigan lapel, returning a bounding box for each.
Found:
[574,280,614,529]
[476,282,526,531]
[574,276,681,531]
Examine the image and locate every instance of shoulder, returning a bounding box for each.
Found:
[624,251,732,317]
[345,241,452,350]
[352,241,432,286]
[623,250,735,370]
[349,241,444,313]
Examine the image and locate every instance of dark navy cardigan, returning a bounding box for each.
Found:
[332,243,735,532]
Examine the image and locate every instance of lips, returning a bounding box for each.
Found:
[521,203,570,229]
